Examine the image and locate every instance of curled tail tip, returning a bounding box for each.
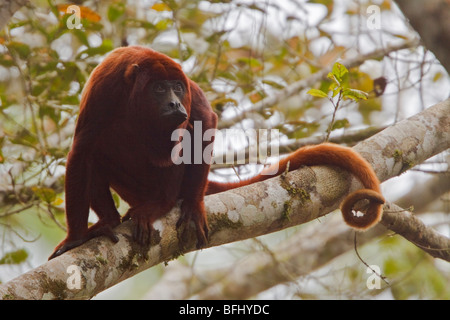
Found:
[341,189,385,230]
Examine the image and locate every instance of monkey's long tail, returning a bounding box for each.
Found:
[206,143,384,230]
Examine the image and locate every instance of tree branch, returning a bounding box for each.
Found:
[143,174,450,300]
[218,38,420,129]
[380,203,450,260]
[211,125,386,170]
[146,215,387,300]
[0,98,448,300]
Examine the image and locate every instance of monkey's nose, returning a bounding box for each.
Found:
[161,101,188,126]
[168,101,181,108]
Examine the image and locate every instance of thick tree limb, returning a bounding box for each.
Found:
[0,98,448,300]
[144,174,450,300]
[146,215,386,300]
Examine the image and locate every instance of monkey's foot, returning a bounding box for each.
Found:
[86,219,120,243]
[49,238,85,260]
[123,206,158,246]
[176,200,209,250]
[48,220,120,260]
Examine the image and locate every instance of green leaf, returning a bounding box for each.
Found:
[330,84,341,97]
[72,29,89,46]
[32,186,56,203]
[237,57,262,69]
[327,72,340,86]
[125,19,156,30]
[155,18,172,31]
[7,41,31,60]
[0,249,28,265]
[10,129,39,147]
[108,3,125,22]
[151,3,172,11]
[342,88,368,101]
[78,39,114,58]
[307,89,328,98]
[331,62,348,81]
[261,79,285,89]
[331,118,350,130]
[0,54,14,67]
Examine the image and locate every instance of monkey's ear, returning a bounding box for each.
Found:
[124,63,141,85]
[125,63,151,97]
[126,64,152,123]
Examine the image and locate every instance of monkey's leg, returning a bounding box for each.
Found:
[49,151,91,259]
[86,166,121,243]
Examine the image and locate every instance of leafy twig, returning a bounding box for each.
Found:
[307,62,368,142]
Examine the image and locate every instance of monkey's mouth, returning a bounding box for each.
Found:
[161,108,188,127]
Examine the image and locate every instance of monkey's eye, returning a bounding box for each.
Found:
[154,84,166,93]
[173,82,184,93]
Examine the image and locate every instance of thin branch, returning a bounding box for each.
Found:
[211,125,385,170]
[381,203,450,260]
[218,38,420,129]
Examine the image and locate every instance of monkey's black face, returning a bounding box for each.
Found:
[151,80,188,129]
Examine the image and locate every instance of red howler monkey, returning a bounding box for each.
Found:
[49,46,384,259]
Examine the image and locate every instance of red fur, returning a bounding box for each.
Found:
[49,46,217,259]
[50,46,383,259]
[207,143,385,229]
